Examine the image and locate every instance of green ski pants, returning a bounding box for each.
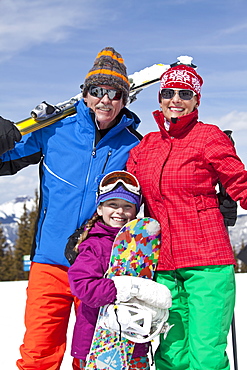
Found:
[154,265,235,370]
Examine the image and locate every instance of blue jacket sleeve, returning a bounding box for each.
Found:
[0,131,42,175]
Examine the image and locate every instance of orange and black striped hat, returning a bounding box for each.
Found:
[82,47,130,105]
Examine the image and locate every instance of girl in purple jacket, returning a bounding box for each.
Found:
[68,171,150,370]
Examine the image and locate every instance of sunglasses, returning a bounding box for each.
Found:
[160,88,196,100]
[99,171,141,196]
[88,86,123,100]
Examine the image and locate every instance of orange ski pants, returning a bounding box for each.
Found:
[16,262,80,370]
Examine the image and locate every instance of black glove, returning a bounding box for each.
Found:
[216,131,237,228]
[218,192,238,227]
[0,116,22,156]
[64,224,85,265]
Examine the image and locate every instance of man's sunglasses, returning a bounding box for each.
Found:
[160,88,196,101]
[88,86,123,100]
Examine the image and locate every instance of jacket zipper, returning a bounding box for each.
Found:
[78,147,112,225]
[101,150,112,174]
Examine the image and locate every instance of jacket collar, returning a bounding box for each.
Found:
[92,220,121,237]
[78,220,120,253]
[76,99,141,132]
[153,109,199,138]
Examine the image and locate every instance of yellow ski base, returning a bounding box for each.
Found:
[14,63,169,136]
[15,106,76,135]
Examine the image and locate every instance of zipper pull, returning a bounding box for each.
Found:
[92,147,96,157]
[101,150,112,173]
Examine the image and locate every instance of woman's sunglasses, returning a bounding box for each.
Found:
[160,88,196,101]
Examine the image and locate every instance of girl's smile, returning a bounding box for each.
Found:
[97,198,136,228]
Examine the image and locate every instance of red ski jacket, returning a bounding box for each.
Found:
[127,109,247,271]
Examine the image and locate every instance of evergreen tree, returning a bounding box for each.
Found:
[0,224,15,281]
[13,204,31,280]
[0,224,6,260]
[13,190,39,281]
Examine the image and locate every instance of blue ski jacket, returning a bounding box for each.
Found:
[0,100,142,266]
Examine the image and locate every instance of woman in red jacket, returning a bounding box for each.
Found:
[127,58,247,370]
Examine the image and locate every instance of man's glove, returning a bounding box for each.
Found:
[218,191,237,227]
[0,116,22,156]
[217,130,237,228]
[64,224,85,265]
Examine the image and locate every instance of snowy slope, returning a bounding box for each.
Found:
[0,274,246,369]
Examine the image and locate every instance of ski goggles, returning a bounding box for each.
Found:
[88,85,123,100]
[160,88,196,100]
[98,171,141,196]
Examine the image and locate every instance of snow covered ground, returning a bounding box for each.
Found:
[1,274,246,369]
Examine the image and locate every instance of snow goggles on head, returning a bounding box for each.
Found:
[160,88,196,100]
[98,171,141,196]
[88,85,123,100]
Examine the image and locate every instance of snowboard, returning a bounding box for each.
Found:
[85,217,161,370]
[14,63,169,135]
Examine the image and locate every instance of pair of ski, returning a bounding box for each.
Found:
[14,63,169,135]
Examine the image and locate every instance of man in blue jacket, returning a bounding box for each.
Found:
[0,47,142,370]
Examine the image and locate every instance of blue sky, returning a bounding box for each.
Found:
[0,0,247,206]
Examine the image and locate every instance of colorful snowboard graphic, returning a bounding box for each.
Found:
[85,217,161,370]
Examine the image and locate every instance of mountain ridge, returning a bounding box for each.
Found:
[0,196,246,251]
[0,195,36,246]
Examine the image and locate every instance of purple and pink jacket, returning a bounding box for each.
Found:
[68,220,149,360]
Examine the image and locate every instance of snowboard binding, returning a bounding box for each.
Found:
[99,299,172,343]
